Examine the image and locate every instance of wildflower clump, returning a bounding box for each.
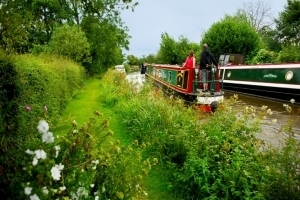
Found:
[17,111,153,199]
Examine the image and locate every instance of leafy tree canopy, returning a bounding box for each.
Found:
[47,24,91,63]
[0,0,137,74]
[275,0,300,45]
[157,33,201,65]
[201,17,260,61]
[126,54,139,65]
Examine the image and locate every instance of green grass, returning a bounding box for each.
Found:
[52,77,177,200]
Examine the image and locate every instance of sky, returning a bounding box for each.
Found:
[120,0,288,58]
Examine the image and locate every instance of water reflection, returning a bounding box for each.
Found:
[225,91,300,147]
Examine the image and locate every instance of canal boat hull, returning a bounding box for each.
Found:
[145,64,224,112]
[219,54,300,103]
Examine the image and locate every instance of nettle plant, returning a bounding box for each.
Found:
[20,111,154,200]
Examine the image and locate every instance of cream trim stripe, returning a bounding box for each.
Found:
[223,80,300,89]
[220,64,300,69]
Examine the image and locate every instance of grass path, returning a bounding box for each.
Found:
[52,77,177,200]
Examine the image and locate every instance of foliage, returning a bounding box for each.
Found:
[275,0,300,46]
[46,24,91,63]
[127,54,139,66]
[2,110,153,199]
[276,45,300,63]
[251,49,277,64]
[201,17,260,61]
[95,72,300,200]
[0,0,137,74]
[124,63,131,74]
[81,18,128,75]
[157,33,201,65]
[259,27,283,52]
[143,54,157,64]
[0,52,85,193]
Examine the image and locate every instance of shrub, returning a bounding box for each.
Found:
[251,49,277,64]
[276,45,300,63]
[0,52,86,197]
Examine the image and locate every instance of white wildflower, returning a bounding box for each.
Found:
[59,186,66,191]
[143,191,148,196]
[90,184,95,188]
[51,163,64,181]
[34,149,46,160]
[42,132,54,144]
[92,166,96,170]
[42,187,49,194]
[30,194,40,200]
[77,187,88,197]
[51,167,61,180]
[57,163,64,170]
[25,187,32,195]
[54,145,60,158]
[32,157,38,166]
[91,160,99,165]
[25,149,35,155]
[95,196,99,200]
[73,130,78,133]
[37,120,49,134]
[290,99,295,104]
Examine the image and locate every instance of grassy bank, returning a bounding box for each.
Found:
[12,70,300,199]
[52,75,177,199]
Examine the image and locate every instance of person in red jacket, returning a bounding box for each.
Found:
[182,50,196,69]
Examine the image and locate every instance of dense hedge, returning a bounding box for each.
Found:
[0,51,86,197]
[0,51,85,148]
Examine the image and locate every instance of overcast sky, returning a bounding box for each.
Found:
[121,0,287,58]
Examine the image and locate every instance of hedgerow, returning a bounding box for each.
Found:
[0,50,85,197]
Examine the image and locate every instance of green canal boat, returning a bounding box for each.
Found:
[219,54,300,103]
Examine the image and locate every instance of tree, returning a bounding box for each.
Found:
[0,0,32,52]
[47,24,91,63]
[81,17,129,74]
[156,32,178,64]
[201,17,260,61]
[126,54,139,65]
[143,54,157,64]
[275,0,300,45]
[0,0,137,74]
[239,0,273,32]
[156,33,201,65]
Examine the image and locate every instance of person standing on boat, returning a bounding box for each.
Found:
[200,44,217,92]
[182,50,196,69]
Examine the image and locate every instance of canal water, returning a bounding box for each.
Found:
[126,73,300,148]
[224,91,300,148]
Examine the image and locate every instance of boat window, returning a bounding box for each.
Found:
[224,55,230,65]
[168,71,172,82]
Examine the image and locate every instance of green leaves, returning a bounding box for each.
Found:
[201,17,260,60]
[157,32,201,65]
[47,24,91,63]
[275,0,300,45]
